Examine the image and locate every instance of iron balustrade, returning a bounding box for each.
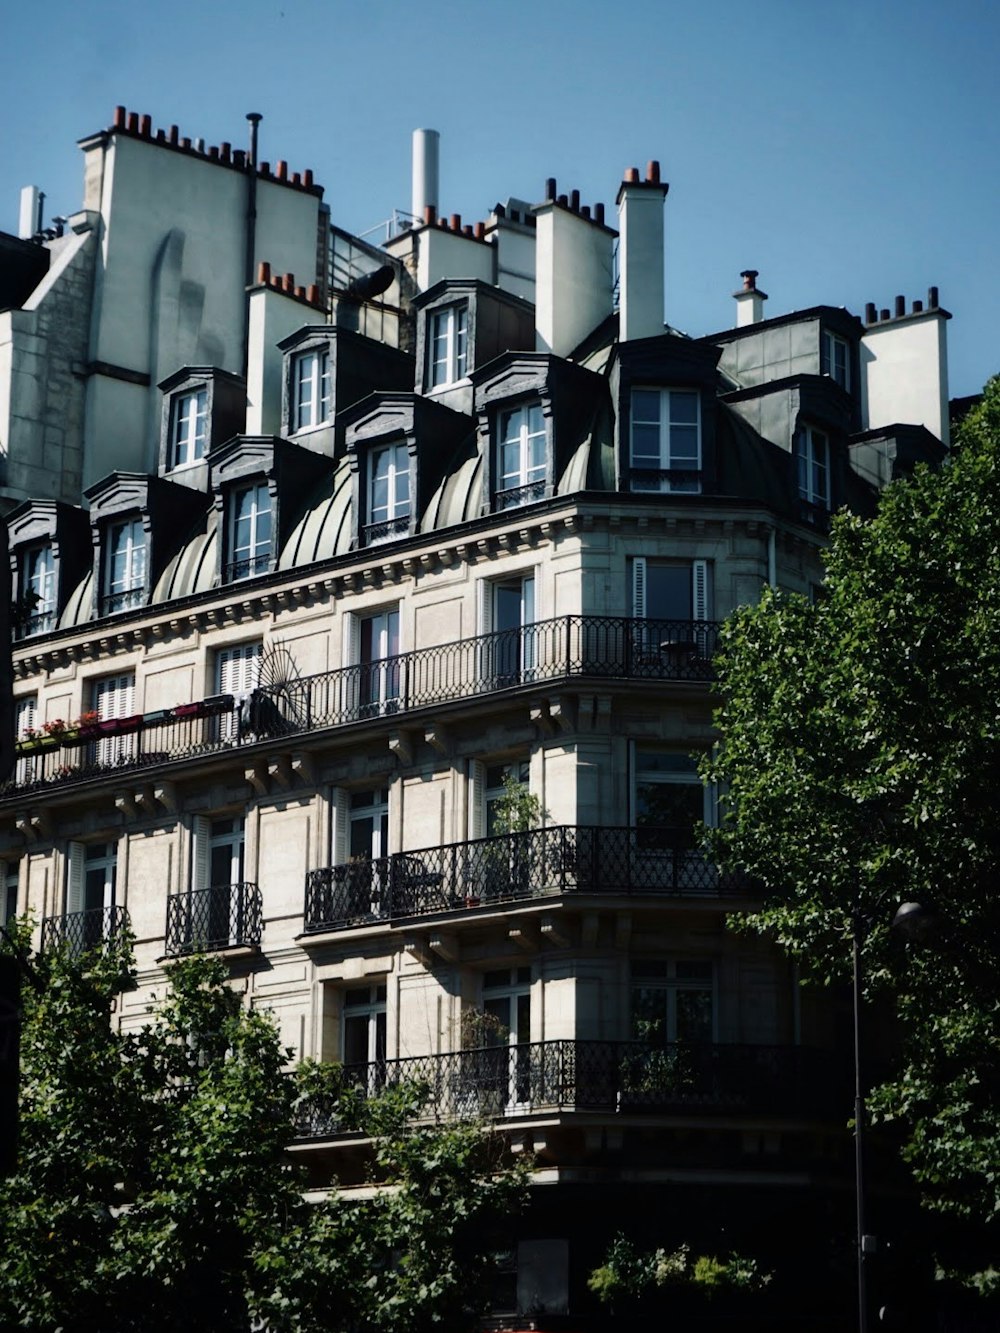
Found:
[224,553,273,582]
[294,1039,837,1137]
[303,825,740,933]
[165,882,263,956]
[41,904,130,956]
[3,617,718,798]
[100,586,147,615]
[363,515,411,545]
[495,480,547,511]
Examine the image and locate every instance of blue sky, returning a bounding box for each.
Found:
[2,0,997,396]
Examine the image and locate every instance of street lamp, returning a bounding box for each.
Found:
[851,899,935,1333]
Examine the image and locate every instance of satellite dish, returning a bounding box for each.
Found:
[344,264,395,302]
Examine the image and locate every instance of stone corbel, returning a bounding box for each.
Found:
[388,731,414,767]
[540,913,571,949]
[424,724,451,756]
[530,702,554,737]
[245,760,268,795]
[267,755,291,790]
[153,781,177,813]
[429,932,460,962]
[291,752,314,786]
[508,923,539,953]
[404,935,433,966]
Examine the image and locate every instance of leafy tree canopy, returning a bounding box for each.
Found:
[703,378,1000,1289]
[0,927,527,1332]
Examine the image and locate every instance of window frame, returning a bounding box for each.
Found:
[630,958,717,1044]
[19,543,57,636]
[226,480,273,582]
[169,386,208,469]
[796,425,831,510]
[103,515,147,615]
[496,401,547,511]
[821,330,850,390]
[428,303,469,388]
[628,387,702,493]
[365,441,412,545]
[292,346,332,433]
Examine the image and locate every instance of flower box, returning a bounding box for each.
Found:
[202,693,235,716]
[96,715,142,737]
[172,702,204,719]
[141,708,174,727]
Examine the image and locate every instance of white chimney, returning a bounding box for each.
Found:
[411,129,440,223]
[734,270,767,326]
[18,185,40,239]
[861,288,951,448]
[616,162,668,341]
[534,179,614,357]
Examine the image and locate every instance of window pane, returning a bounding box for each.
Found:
[668,392,699,425]
[631,389,660,424]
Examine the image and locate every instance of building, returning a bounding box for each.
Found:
[0,110,952,1325]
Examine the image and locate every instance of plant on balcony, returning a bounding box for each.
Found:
[454,1008,511,1118]
[471,773,544,904]
[587,1233,771,1315]
[618,1018,695,1106]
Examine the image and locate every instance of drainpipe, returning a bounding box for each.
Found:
[243,113,263,381]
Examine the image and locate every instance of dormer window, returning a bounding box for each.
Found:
[366,443,411,545]
[429,304,468,388]
[20,544,56,636]
[227,481,272,581]
[103,517,146,615]
[821,331,850,390]
[170,388,208,468]
[629,389,701,493]
[293,348,331,431]
[797,426,830,509]
[498,402,546,510]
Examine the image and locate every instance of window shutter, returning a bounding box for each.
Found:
[691,560,709,622]
[15,697,36,736]
[191,816,210,892]
[332,788,349,865]
[632,557,647,618]
[468,760,486,841]
[66,842,85,915]
[342,613,360,667]
[477,580,493,637]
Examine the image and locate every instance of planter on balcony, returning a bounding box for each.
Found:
[15,737,43,754]
[171,701,204,719]
[202,693,235,715]
[96,716,141,736]
[141,708,174,726]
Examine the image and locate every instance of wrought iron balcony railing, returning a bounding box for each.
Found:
[100,586,147,616]
[294,1039,839,1138]
[41,904,130,956]
[3,617,718,798]
[304,824,740,933]
[165,882,263,956]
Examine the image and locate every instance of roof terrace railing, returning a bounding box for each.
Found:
[5,616,718,798]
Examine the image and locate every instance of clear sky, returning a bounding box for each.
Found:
[2,0,997,397]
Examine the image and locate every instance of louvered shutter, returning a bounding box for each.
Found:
[468,760,486,841]
[691,561,709,622]
[332,788,349,865]
[66,842,85,915]
[341,615,360,718]
[631,558,647,618]
[191,816,211,892]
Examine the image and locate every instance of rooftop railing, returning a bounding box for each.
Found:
[165,882,263,956]
[4,617,718,798]
[303,824,740,934]
[294,1039,839,1138]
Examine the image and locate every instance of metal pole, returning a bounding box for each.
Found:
[853,920,869,1333]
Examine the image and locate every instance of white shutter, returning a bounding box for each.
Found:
[691,560,709,622]
[94,673,135,719]
[342,614,360,667]
[66,842,85,914]
[632,558,647,618]
[15,696,37,736]
[191,816,211,892]
[477,580,494,636]
[468,760,486,841]
[218,643,261,698]
[332,788,349,865]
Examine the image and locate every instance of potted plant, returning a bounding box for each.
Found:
[454,1007,510,1118]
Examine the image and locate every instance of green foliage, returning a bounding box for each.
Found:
[491,772,542,835]
[587,1234,769,1310]
[0,933,527,1332]
[703,376,1000,1286]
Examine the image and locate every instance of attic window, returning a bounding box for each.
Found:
[293,347,331,431]
[629,388,701,493]
[226,481,273,581]
[364,442,411,545]
[496,402,546,510]
[102,517,147,615]
[796,426,830,510]
[170,388,207,468]
[18,544,57,638]
[821,331,849,390]
[428,304,468,388]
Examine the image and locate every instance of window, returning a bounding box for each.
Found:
[104,517,147,614]
[91,672,136,767]
[497,402,546,509]
[189,815,246,949]
[474,966,532,1108]
[216,641,262,741]
[342,984,387,1092]
[484,761,530,838]
[631,558,709,624]
[629,388,701,492]
[66,841,118,950]
[821,331,850,390]
[2,863,18,927]
[14,695,37,785]
[20,544,56,636]
[170,388,208,468]
[478,574,536,689]
[344,609,400,718]
[428,304,468,387]
[797,426,830,509]
[631,959,715,1044]
[633,751,716,886]
[366,442,411,544]
[227,481,272,580]
[293,347,331,431]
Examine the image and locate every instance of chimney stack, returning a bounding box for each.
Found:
[616,162,669,341]
[412,129,440,223]
[733,269,768,327]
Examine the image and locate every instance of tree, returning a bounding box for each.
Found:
[0,927,527,1331]
[703,377,1000,1292]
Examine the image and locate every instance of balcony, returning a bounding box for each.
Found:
[3,617,718,798]
[294,1040,837,1138]
[165,882,263,956]
[303,825,740,934]
[41,904,130,955]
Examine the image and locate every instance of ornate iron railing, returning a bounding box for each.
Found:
[304,825,740,933]
[3,617,718,798]
[100,586,147,615]
[165,882,263,956]
[364,515,411,545]
[294,1039,838,1137]
[41,904,130,956]
[224,553,273,582]
[496,480,547,510]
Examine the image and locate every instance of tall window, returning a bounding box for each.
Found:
[104,517,147,613]
[366,443,411,544]
[631,959,715,1044]
[228,481,272,580]
[633,750,714,864]
[20,544,56,636]
[342,984,387,1091]
[14,695,37,785]
[2,862,19,927]
[478,575,536,688]
[821,331,850,390]
[344,609,400,718]
[428,304,468,387]
[216,641,262,741]
[631,558,709,625]
[91,672,136,767]
[797,426,830,509]
[293,348,331,431]
[629,388,701,492]
[66,841,118,950]
[497,403,546,509]
[190,815,246,949]
[170,388,208,468]
[479,966,532,1107]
